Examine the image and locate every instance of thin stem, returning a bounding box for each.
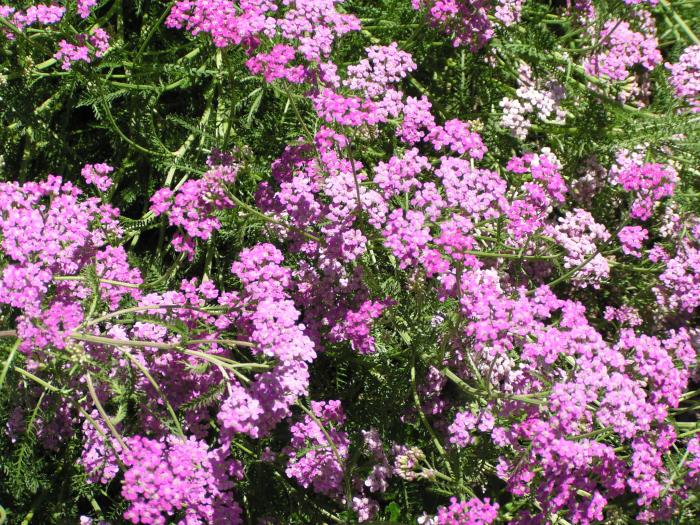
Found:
[72,332,255,352]
[466,250,560,260]
[188,338,255,349]
[117,349,184,437]
[85,373,128,451]
[532,228,623,294]
[442,367,546,405]
[95,73,168,157]
[134,1,177,63]
[85,304,228,327]
[15,366,67,394]
[346,136,364,214]
[225,187,322,243]
[411,361,458,482]
[660,0,700,45]
[72,333,182,350]
[297,400,353,510]
[54,275,143,289]
[77,405,127,470]
[0,339,20,391]
[0,16,51,54]
[182,348,269,370]
[280,84,316,141]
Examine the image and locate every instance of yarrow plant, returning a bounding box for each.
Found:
[1,0,699,524]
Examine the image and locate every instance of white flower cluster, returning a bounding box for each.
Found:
[500,63,566,139]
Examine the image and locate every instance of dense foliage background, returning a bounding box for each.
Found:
[0,0,699,523]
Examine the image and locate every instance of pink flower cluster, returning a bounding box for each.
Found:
[583,15,661,102]
[448,409,494,447]
[687,437,700,487]
[344,42,417,98]
[437,497,499,525]
[480,297,696,523]
[165,0,276,48]
[77,0,98,18]
[505,149,567,239]
[150,163,239,258]
[585,18,661,81]
[1,2,109,70]
[309,42,420,128]
[548,209,611,288]
[285,400,349,497]
[167,0,360,82]
[618,225,648,257]
[411,0,523,50]
[419,497,499,525]
[120,435,243,525]
[81,162,114,192]
[0,176,128,354]
[217,243,316,439]
[0,3,65,38]
[666,45,700,112]
[0,168,328,523]
[615,161,677,220]
[655,238,700,314]
[54,28,110,70]
[79,410,123,484]
[284,404,396,521]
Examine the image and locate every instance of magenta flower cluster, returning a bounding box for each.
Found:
[150,163,239,258]
[666,45,700,112]
[411,0,523,50]
[0,3,65,36]
[0,176,124,353]
[1,1,111,70]
[584,18,661,83]
[120,436,243,525]
[436,497,499,525]
[54,28,110,70]
[81,163,114,191]
[285,400,349,497]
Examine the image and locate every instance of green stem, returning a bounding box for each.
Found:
[660,0,700,45]
[85,304,228,327]
[346,136,364,214]
[85,373,128,450]
[182,349,269,370]
[95,74,168,157]
[465,250,560,260]
[0,16,50,54]
[297,400,353,510]
[72,332,254,351]
[187,338,255,348]
[117,350,184,437]
[411,361,459,484]
[77,405,127,471]
[72,333,180,350]
[226,188,322,243]
[15,366,67,394]
[0,339,20,391]
[134,0,177,63]
[442,367,546,405]
[54,275,143,288]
